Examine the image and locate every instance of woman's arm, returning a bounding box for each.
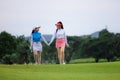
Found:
[41,34,49,46]
[48,32,56,46]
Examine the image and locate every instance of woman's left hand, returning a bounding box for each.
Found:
[66,43,69,47]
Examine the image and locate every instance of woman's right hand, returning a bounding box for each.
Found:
[48,43,51,46]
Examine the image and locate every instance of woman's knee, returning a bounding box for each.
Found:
[33,51,37,55]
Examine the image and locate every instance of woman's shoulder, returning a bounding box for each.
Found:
[38,32,41,34]
[32,32,41,35]
[61,29,65,32]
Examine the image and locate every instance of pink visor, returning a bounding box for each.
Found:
[55,22,62,26]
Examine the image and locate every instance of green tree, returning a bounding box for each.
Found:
[65,36,87,63]
[81,29,120,62]
[16,35,31,64]
[0,31,17,64]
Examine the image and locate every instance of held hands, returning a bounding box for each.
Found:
[46,42,50,46]
[48,42,51,46]
[47,43,50,46]
[48,42,50,46]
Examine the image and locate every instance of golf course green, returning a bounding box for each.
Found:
[0,62,120,80]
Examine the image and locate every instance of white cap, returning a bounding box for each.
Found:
[33,26,41,30]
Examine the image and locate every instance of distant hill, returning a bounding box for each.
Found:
[42,34,52,42]
[91,31,99,38]
[26,31,100,42]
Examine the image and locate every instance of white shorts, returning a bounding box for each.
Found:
[33,42,42,52]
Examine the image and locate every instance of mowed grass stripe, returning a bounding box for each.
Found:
[0,62,120,80]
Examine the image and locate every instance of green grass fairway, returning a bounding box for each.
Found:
[0,62,120,80]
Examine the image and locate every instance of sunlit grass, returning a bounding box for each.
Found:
[70,58,108,64]
[0,62,120,80]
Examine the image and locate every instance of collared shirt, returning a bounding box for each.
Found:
[32,32,41,42]
[49,29,68,45]
[30,32,48,46]
[56,29,66,39]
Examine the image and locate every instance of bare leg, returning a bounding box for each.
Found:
[61,46,65,64]
[57,48,62,64]
[37,51,41,64]
[33,50,38,64]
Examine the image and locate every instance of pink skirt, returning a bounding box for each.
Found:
[56,38,66,48]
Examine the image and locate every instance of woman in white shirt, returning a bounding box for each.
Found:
[49,21,69,64]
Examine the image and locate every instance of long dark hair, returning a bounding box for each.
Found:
[56,21,64,33]
[31,29,35,34]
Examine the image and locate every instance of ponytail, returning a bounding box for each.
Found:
[56,29,58,33]
[31,29,35,34]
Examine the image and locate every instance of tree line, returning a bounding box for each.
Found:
[0,29,120,64]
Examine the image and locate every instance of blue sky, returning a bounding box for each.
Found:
[0,0,120,36]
